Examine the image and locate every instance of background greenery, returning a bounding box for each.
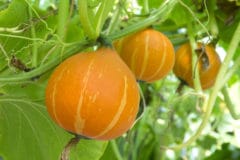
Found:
[0,0,240,159]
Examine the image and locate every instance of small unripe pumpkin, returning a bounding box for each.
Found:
[173,43,221,90]
[45,47,140,140]
[114,28,175,82]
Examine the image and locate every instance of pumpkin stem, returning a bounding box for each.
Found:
[97,34,113,48]
[194,44,210,71]
[60,134,82,160]
[176,79,187,94]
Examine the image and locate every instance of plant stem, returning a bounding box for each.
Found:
[169,21,240,151]
[143,0,149,15]
[222,86,240,120]
[187,22,202,92]
[110,140,123,160]
[224,55,240,84]
[78,0,97,40]
[108,0,178,40]
[220,22,240,78]
[105,1,122,35]
[0,40,95,82]
[95,0,115,37]
[57,0,69,41]
[206,0,218,38]
[28,2,38,67]
[61,135,81,160]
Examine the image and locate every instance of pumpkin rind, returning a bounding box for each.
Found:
[173,43,221,89]
[45,47,140,140]
[114,29,175,82]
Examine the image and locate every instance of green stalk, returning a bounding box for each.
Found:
[110,140,123,160]
[105,1,122,35]
[143,0,149,15]
[57,0,69,41]
[95,0,115,37]
[223,55,240,84]
[28,2,38,67]
[206,0,218,38]
[0,40,95,82]
[169,21,240,150]
[187,22,202,92]
[220,22,240,78]
[78,0,97,40]
[222,86,240,120]
[108,0,178,40]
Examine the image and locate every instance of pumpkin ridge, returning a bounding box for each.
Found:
[130,48,138,76]
[93,76,128,138]
[146,33,167,81]
[138,32,150,79]
[75,58,95,134]
[51,67,68,128]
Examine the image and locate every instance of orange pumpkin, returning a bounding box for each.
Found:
[114,28,175,82]
[173,43,221,90]
[45,47,140,140]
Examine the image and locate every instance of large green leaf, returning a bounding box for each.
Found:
[0,99,68,160]
[0,0,28,27]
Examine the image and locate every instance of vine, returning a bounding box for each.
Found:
[0,40,95,82]
[57,0,70,41]
[108,0,178,40]
[27,1,38,67]
[222,86,240,120]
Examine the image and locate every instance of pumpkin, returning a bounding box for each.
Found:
[45,47,140,140]
[114,28,175,82]
[173,42,221,89]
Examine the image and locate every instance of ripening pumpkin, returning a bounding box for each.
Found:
[114,28,175,82]
[45,47,140,140]
[173,43,221,90]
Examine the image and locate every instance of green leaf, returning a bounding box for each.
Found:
[99,143,118,160]
[169,2,192,26]
[0,0,28,27]
[71,139,108,160]
[196,135,217,150]
[205,143,240,160]
[65,15,85,43]
[0,99,69,160]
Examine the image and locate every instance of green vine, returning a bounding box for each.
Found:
[187,22,202,92]
[222,86,240,120]
[0,40,95,82]
[105,0,125,35]
[78,0,97,40]
[108,0,178,40]
[95,0,115,37]
[27,2,38,67]
[57,0,70,41]
[110,140,123,160]
[143,0,149,15]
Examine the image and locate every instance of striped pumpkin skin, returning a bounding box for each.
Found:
[45,47,140,140]
[114,29,175,82]
[173,43,221,90]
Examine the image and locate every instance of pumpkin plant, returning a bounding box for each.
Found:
[173,42,221,90]
[114,28,175,82]
[45,47,140,140]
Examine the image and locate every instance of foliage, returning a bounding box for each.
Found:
[0,0,240,160]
